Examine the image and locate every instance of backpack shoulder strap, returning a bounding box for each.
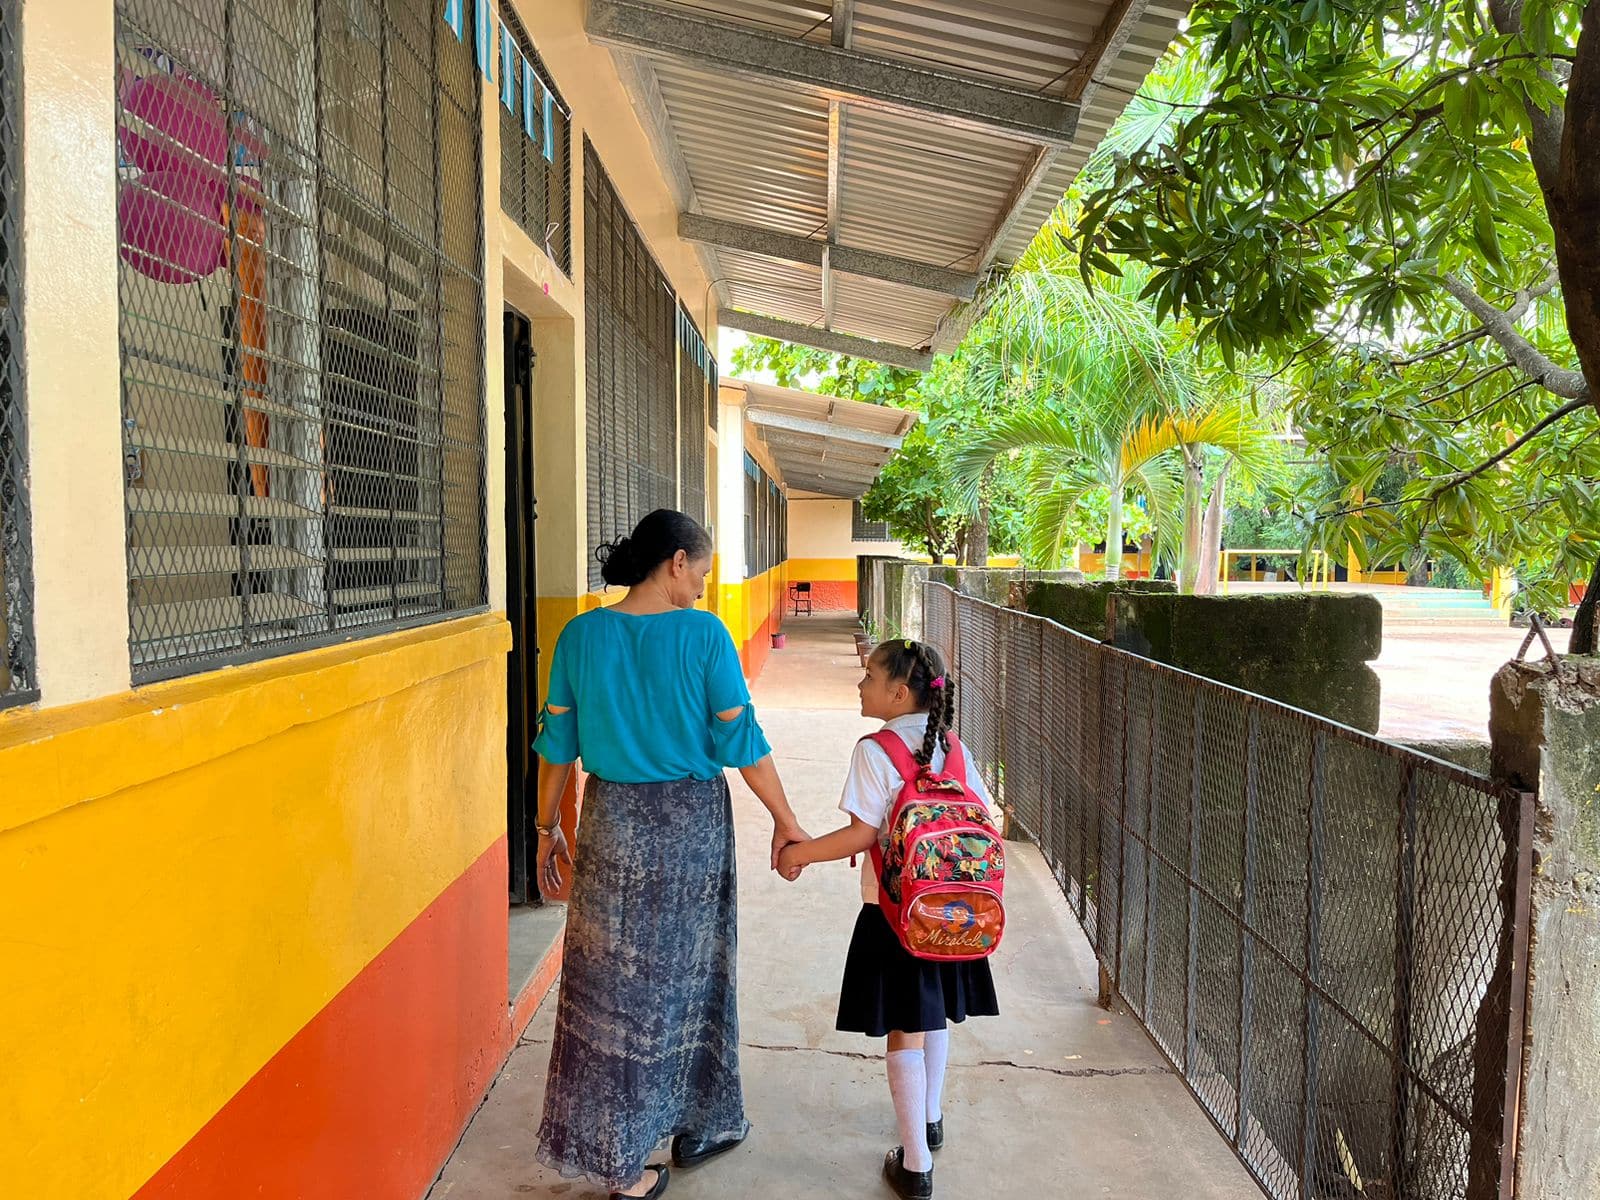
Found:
[865,729,921,786]
[943,731,969,788]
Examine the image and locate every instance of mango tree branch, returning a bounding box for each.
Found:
[1438,273,1590,398]
[1427,395,1593,498]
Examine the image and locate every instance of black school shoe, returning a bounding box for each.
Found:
[671,1119,751,1168]
[883,1147,934,1200]
[927,1118,944,1151]
[608,1164,669,1200]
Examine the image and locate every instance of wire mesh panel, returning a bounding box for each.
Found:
[924,582,1532,1200]
[677,305,708,526]
[0,0,33,708]
[583,138,677,589]
[115,0,487,682]
[498,8,570,274]
[852,498,890,541]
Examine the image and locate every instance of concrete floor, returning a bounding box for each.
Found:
[429,613,1262,1200]
[1373,624,1536,743]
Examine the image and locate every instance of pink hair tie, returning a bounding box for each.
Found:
[930,675,946,689]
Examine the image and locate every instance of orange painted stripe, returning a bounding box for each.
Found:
[132,840,511,1200]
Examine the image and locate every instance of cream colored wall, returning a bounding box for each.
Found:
[788,497,901,559]
[21,0,130,707]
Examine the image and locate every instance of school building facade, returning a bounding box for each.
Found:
[0,2,1187,1197]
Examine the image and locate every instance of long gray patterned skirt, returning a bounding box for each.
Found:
[536,776,745,1190]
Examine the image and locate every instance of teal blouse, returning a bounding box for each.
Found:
[532,607,771,784]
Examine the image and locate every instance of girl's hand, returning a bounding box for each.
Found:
[537,826,573,895]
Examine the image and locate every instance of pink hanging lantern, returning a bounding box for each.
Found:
[118,168,227,285]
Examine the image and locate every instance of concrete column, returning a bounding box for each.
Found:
[21,0,131,706]
[1490,657,1600,1200]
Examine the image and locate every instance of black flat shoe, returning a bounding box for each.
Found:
[926,1118,944,1151]
[608,1165,669,1200]
[671,1119,750,1168]
[883,1147,933,1200]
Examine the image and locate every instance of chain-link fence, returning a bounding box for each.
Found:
[114,0,488,682]
[925,582,1534,1200]
[0,0,33,708]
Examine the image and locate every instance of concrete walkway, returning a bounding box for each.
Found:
[429,613,1262,1200]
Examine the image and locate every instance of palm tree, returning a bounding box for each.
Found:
[954,258,1273,588]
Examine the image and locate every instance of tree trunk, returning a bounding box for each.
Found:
[1105,486,1124,581]
[1551,9,1600,409]
[1178,445,1205,594]
[965,492,991,567]
[1405,548,1430,588]
[1572,556,1600,655]
[1196,466,1229,596]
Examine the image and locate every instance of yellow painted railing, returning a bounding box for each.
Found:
[1220,548,1332,593]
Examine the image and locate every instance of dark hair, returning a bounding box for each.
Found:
[596,509,713,588]
[871,639,956,766]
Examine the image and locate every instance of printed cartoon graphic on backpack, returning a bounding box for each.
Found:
[867,731,1006,961]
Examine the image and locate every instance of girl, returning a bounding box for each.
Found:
[778,639,999,1200]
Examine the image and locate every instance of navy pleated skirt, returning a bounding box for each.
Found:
[835,903,1000,1037]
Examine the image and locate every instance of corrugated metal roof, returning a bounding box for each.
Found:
[733,377,919,497]
[598,0,1191,363]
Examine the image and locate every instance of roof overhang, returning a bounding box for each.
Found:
[732,379,917,499]
[592,0,1192,369]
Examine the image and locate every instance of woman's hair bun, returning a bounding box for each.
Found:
[597,535,647,588]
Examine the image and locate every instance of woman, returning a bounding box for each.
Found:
[532,509,807,1200]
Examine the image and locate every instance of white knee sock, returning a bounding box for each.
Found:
[923,1027,949,1122]
[887,1048,932,1173]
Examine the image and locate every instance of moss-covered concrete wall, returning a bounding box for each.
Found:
[1109,592,1384,731]
[1020,579,1176,639]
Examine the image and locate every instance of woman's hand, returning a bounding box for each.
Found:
[537,827,573,895]
[777,841,807,881]
[771,818,808,875]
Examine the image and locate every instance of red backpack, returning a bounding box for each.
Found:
[866,730,1006,962]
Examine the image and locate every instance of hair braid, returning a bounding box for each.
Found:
[871,638,954,766]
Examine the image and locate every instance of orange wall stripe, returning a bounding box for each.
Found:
[131,840,511,1200]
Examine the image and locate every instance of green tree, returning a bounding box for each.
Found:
[1077,1,1600,648]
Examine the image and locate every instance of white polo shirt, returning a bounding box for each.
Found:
[838,711,996,904]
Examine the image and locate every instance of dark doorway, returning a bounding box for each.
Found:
[504,309,540,904]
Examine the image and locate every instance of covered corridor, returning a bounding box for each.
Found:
[429,614,1261,1198]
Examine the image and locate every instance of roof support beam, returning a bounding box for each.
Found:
[748,411,906,451]
[721,310,934,372]
[587,0,1079,147]
[830,0,854,48]
[1060,0,1153,103]
[679,212,980,300]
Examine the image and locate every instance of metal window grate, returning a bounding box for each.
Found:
[852,498,890,542]
[743,452,781,576]
[497,8,570,274]
[584,138,677,589]
[707,354,718,431]
[0,0,35,709]
[923,582,1534,1200]
[677,305,708,526]
[115,0,487,683]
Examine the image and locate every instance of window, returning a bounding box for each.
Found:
[584,139,677,589]
[498,9,571,274]
[115,0,487,682]
[853,499,891,542]
[678,305,708,526]
[743,453,784,577]
[0,0,34,707]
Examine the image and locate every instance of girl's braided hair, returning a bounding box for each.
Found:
[872,639,956,766]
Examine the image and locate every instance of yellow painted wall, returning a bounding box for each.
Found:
[0,615,511,1200]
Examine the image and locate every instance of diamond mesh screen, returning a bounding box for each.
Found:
[852,498,890,542]
[583,137,677,589]
[677,304,707,527]
[497,8,570,274]
[115,0,487,682]
[923,583,1532,1200]
[0,0,34,708]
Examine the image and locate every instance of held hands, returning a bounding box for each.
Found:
[537,826,573,895]
[771,819,809,883]
[776,840,808,881]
